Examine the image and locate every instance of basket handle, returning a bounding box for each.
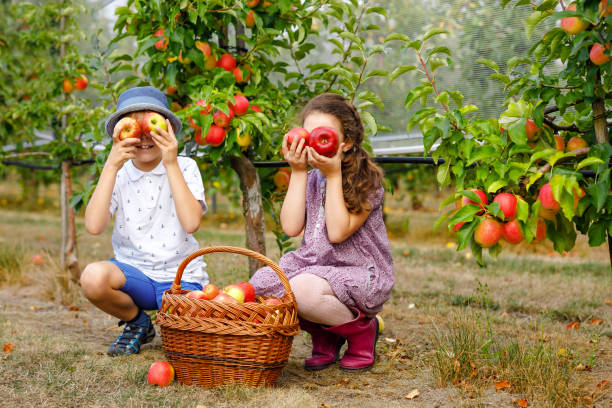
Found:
[169,246,292,298]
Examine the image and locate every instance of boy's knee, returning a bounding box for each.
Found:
[80,263,111,300]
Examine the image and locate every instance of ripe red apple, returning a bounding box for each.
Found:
[452,221,465,232]
[212,292,239,303]
[186,290,208,300]
[233,66,252,83]
[535,218,546,242]
[202,283,219,300]
[286,127,310,147]
[216,53,236,71]
[166,86,177,95]
[553,134,565,152]
[213,107,234,128]
[230,95,249,116]
[492,193,517,220]
[237,282,256,302]
[193,129,205,146]
[245,10,256,28]
[474,217,503,248]
[247,0,260,7]
[250,105,262,113]
[573,187,585,211]
[73,74,88,90]
[537,183,560,218]
[153,28,168,51]
[195,41,212,57]
[525,119,543,141]
[63,79,73,93]
[141,112,167,135]
[116,117,142,140]
[566,136,588,152]
[309,126,339,157]
[147,361,174,386]
[590,43,611,66]
[561,3,589,35]
[205,125,226,147]
[189,99,212,129]
[502,219,524,244]
[461,189,488,214]
[273,169,291,190]
[263,298,282,306]
[601,0,612,17]
[204,54,217,70]
[223,284,246,303]
[32,254,43,265]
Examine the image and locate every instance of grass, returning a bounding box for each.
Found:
[0,242,26,285]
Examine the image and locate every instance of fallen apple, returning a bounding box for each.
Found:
[32,254,43,265]
[147,361,174,386]
[309,126,339,157]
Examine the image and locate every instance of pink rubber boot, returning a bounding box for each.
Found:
[323,308,378,370]
[299,317,345,370]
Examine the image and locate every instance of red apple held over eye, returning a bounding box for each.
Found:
[566,136,588,152]
[502,219,524,244]
[237,282,256,303]
[535,218,546,242]
[461,189,488,214]
[213,292,239,303]
[230,95,249,116]
[309,126,339,157]
[589,42,611,66]
[224,284,246,303]
[561,3,589,35]
[147,361,175,386]
[141,112,167,136]
[474,217,503,248]
[216,53,237,71]
[73,74,88,91]
[202,283,219,300]
[525,119,543,141]
[205,125,226,147]
[186,290,208,300]
[116,117,142,141]
[537,183,560,216]
[492,193,517,220]
[213,107,234,128]
[286,127,310,146]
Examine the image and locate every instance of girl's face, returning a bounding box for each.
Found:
[303,111,354,153]
[127,111,163,170]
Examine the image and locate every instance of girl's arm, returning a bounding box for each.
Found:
[308,144,370,243]
[85,124,140,235]
[151,120,203,234]
[280,134,309,236]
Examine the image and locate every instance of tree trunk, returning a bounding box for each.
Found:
[61,160,80,282]
[230,155,267,276]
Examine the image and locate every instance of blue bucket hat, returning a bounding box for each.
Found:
[104,86,182,138]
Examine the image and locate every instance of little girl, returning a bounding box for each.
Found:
[250,93,394,370]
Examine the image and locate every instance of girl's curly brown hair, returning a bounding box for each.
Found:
[302,93,384,214]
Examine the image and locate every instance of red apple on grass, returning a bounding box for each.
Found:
[229,95,249,116]
[213,292,239,303]
[590,43,611,66]
[561,3,589,35]
[141,112,167,136]
[116,117,142,140]
[502,219,524,244]
[205,125,226,147]
[237,282,256,302]
[309,126,339,157]
[202,283,219,300]
[147,361,174,386]
[567,136,588,152]
[474,217,503,248]
[492,193,517,220]
[32,254,43,265]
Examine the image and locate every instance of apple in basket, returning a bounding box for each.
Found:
[186,290,208,300]
[263,298,282,306]
[237,282,255,302]
[223,284,246,302]
[202,283,219,300]
[147,361,174,386]
[212,292,239,303]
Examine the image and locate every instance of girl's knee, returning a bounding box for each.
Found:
[290,274,325,312]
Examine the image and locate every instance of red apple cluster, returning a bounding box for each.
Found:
[185,281,256,304]
[114,112,167,141]
[63,74,88,94]
[285,126,340,157]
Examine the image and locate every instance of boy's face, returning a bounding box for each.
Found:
[125,110,163,167]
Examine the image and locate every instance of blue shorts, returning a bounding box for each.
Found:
[110,258,203,311]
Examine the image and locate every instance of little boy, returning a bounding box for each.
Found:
[81,86,208,356]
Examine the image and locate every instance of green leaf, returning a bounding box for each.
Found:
[437,161,451,186]
[508,118,527,145]
[408,107,437,132]
[434,210,453,231]
[448,205,482,227]
[476,58,499,72]
[488,243,502,259]
[576,157,604,171]
[357,91,384,111]
[365,69,388,80]
[588,221,608,246]
[389,65,417,82]
[526,11,550,39]
[366,7,387,17]
[423,28,448,42]
[361,110,377,136]
[384,33,411,43]
[458,219,480,251]
[526,173,543,191]
[516,197,529,222]
[428,46,451,58]
[487,180,507,194]
[489,73,511,86]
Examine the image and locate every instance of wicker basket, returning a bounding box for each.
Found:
[156,246,299,388]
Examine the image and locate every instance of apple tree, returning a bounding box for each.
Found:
[388,0,610,265]
[109,0,391,274]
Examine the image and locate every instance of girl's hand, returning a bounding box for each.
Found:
[108,122,140,170]
[150,119,178,167]
[282,133,308,172]
[308,143,345,179]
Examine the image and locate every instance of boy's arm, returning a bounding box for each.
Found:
[85,124,140,235]
[151,120,203,234]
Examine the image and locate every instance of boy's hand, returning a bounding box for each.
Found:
[150,119,178,167]
[108,122,140,171]
[282,133,308,173]
[308,142,345,179]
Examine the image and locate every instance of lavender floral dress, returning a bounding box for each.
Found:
[250,169,394,317]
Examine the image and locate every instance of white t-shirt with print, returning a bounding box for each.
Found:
[110,156,209,284]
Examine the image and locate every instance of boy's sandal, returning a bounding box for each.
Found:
[107,317,155,356]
